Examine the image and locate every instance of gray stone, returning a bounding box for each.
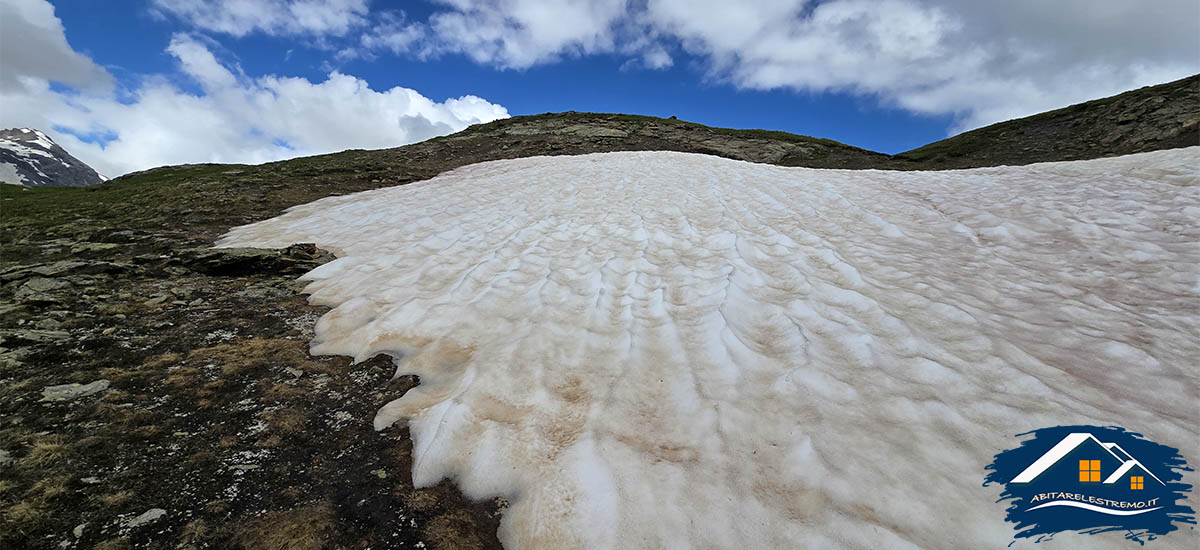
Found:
[34,318,62,330]
[143,295,169,307]
[125,508,167,528]
[41,380,110,402]
[0,328,71,344]
[23,277,71,291]
[13,277,70,302]
[234,285,290,299]
[0,346,35,369]
[177,243,332,276]
[69,242,121,253]
[558,124,630,138]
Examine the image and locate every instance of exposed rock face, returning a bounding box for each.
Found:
[41,380,110,402]
[0,128,106,187]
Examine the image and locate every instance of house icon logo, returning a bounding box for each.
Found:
[1011,432,1166,514]
[984,425,1194,544]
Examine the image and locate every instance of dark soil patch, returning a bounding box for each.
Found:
[0,246,503,549]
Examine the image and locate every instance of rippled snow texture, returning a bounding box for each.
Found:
[219,149,1199,549]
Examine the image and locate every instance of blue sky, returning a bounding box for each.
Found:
[2,0,1196,177]
[51,0,951,153]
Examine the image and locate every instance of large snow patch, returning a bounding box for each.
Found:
[218,149,1199,549]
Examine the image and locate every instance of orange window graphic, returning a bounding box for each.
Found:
[1079,460,1101,482]
[1131,476,1144,490]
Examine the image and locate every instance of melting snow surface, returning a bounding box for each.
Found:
[219,149,1199,549]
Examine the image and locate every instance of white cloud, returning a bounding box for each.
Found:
[637,47,672,70]
[646,0,1199,130]
[359,11,427,56]
[0,2,509,178]
[408,0,1199,131]
[426,0,629,69]
[143,0,1198,132]
[165,35,240,90]
[149,0,370,38]
[0,0,110,91]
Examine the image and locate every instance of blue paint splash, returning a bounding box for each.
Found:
[984,425,1194,544]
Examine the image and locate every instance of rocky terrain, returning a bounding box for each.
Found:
[0,128,106,187]
[0,76,1196,549]
[894,74,1199,168]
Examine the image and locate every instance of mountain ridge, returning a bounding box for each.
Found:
[239,72,1200,179]
[893,74,1199,168]
[427,73,1195,171]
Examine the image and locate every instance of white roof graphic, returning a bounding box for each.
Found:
[1104,459,1165,485]
[1102,442,1133,462]
[1011,433,1164,485]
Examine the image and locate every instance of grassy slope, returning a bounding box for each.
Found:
[894,74,1199,168]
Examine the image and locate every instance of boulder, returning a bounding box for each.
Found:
[41,380,110,402]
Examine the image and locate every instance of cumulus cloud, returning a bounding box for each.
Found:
[0,0,110,91]
[407,0,1198,130]
[144,0,1198,132]
[426,0,629,68]
[0,2,508,179]
[645,0,1199,129]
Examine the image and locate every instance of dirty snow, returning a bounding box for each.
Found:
[218,149,1199,549]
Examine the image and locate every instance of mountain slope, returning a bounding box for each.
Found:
[0,78,1197,550]
[262,73,1198,178]
[0,128,106,187]
[894,74,1199,168]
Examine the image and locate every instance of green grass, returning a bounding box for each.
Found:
[475,110,872,151]
[2,165,232,233]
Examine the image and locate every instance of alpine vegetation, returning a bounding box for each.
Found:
[217,149,1199,549]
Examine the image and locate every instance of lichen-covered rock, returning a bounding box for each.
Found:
[41,380,110,402]
[125,508,167,529]
[0,328,70,345]
[12,277,70,303]
[176,243,333,276]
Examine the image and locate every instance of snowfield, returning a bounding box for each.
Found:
[218,149,1199,549]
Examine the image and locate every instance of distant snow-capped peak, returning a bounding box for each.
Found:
[0,128,106,187]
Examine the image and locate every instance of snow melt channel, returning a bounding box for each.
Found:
[218,149,1199,549]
